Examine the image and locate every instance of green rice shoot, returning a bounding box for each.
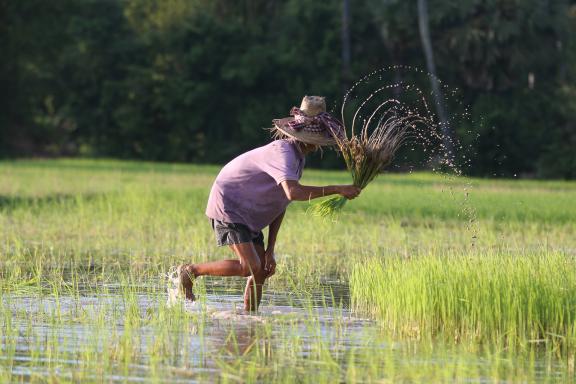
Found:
[350,253,576,353]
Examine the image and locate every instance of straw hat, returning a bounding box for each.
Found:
[272,96,344,146]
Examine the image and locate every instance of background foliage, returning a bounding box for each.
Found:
[1,0,575,178]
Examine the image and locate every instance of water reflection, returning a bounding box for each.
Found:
[1,282,570,383]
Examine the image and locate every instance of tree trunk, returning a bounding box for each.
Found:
[417,0,453,158]
[378,25,403,101]
[341,0,351,95]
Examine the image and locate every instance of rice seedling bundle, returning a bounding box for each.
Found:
[310,100,428,217]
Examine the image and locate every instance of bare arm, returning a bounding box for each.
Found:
[267,210,285,252]
[280,180,361,201]
[263,211,285,276]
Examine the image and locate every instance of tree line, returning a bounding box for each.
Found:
[1,0,575,178]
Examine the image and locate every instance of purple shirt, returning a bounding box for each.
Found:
[205,140,305,232]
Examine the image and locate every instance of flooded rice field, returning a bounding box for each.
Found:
[2,160,575,382]
[1,278,569,383]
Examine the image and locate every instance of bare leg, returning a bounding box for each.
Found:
[243,244,267,311]
[181,242,265,311]
[192,259,245,277]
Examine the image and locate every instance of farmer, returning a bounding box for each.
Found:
[176,96,361,311]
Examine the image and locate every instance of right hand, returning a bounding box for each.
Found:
[337,185,361,200]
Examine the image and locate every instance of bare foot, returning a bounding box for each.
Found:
[177,264,196,301]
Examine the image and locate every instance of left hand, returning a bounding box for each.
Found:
[264,248,277,277]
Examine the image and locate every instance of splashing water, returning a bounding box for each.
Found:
[322,66,480,245]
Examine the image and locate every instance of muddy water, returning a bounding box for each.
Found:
[1,281,569,382]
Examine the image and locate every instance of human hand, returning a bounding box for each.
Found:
[264,248,276,277]
[337,185,361,199]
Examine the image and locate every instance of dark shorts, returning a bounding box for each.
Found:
[210,219,265,248]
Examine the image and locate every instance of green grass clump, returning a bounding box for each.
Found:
[350,252,576,352]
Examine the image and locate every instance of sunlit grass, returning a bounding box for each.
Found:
[350,252,576,352]
[1,159,575,382]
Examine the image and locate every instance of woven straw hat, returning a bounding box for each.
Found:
[272,96,344,146]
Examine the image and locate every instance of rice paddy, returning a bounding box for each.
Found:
[1,159,575,382]
[351,253,576,349]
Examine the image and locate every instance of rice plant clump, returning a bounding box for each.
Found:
[349,252,576,353]
[310,102,425,217]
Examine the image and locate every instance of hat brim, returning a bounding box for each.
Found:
[272,117,337,146]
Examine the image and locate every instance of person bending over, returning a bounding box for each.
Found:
[175,96,360,311]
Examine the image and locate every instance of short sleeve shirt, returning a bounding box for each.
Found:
[205,140,305,232]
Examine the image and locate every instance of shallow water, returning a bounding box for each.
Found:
[0,280,570,382]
